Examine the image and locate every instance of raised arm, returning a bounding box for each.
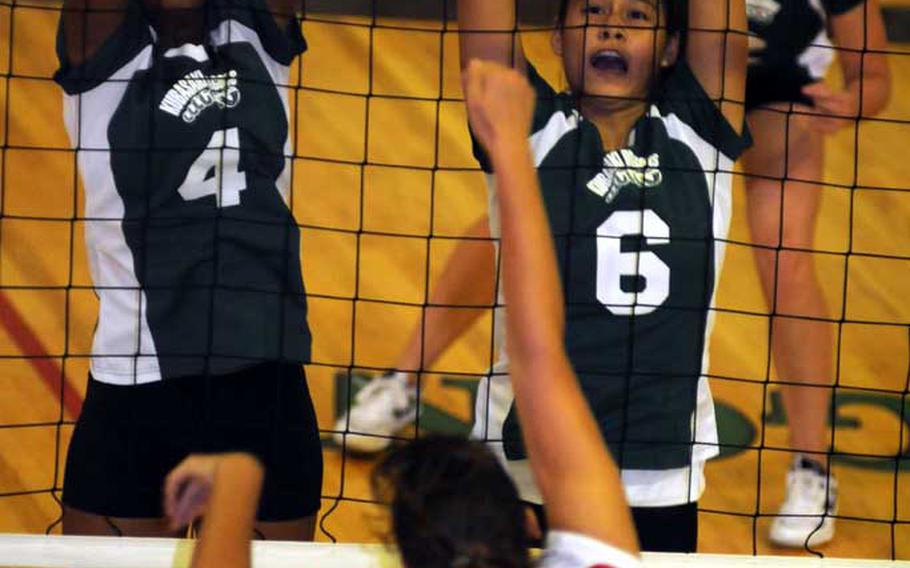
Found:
[265,0,303,30]
[59,0,131,65]
[686,0,748,132]
[457,0,527,73]
[464,60,638,555]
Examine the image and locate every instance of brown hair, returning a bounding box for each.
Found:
[372,436,531,568]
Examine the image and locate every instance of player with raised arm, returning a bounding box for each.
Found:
[55,0,321,539]
[165,60,642,568]
[742,0,890,548]
[339,0,749,552]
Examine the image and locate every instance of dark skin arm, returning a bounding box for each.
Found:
[60,0,304,65]
[457,0,528,73]
[60,0,130,65]
[264,0,303,31]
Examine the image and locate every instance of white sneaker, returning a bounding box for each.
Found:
[769,456,838,548]
[333,372,418,454]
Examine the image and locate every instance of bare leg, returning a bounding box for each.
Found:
[253,515,317,541]
[395,215,496,377]
[62,505,185,538]
[65,505,317,541]
[743,106,833,460]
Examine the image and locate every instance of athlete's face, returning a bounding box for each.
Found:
[554,0,678,102]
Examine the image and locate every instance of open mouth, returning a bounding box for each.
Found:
[590,50,629,74]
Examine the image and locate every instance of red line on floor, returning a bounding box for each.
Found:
[0,291,83,420]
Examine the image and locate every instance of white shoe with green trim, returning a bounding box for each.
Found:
[333,372,417,454]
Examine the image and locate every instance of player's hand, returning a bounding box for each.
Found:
[463,59,535,156]
[163,454,224,530]
[799,83,861,134]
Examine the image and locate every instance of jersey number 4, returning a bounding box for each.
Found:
[178,128,246,207]
[596,210,670,316]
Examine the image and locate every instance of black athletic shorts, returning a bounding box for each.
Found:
[527,501,698,553]
[746,63,819,111]
[62,362,323,521]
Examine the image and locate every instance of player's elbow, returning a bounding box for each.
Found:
[857,64,892,119]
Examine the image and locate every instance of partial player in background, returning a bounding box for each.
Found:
[165,60,643,568]
[338,0,749,553]
[743,0,890,547]
[55,0,321,539]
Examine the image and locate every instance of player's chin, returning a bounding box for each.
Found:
[581,80,645,105]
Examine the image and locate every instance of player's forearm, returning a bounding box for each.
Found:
[396,218,496,374]
[511,355,639,553]
[457,0,526,71]
[835,0,892,118]
[265,0,303,28]
[687,0,747,130]
[687,0,748,67]
[60,0,130,65]
[191,454,264,568]
[491,140,564,361]
[845,68,890,119]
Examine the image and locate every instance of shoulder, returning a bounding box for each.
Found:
[537,531,643,568]
[651,63,751,162]
[209,0,307,65]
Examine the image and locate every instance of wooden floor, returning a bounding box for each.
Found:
[1,4,909,561]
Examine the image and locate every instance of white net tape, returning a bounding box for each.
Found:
[2,535,910,568]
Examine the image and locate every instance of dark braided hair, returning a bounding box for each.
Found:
[372,436,531,568]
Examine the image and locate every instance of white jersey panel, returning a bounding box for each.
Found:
[211,20,294,204]
[657,110,735,466]
[801,0,836,79]
[64,45,162,385]
[529,110,581,168]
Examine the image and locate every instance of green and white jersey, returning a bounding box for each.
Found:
[55,0,311,385]
[471,63,749,481]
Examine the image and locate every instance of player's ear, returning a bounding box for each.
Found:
[660,33,680,68]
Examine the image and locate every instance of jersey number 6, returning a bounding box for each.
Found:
[596,209,670,316]
[177,127,246,208]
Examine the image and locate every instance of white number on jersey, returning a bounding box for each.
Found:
[177,127,246,207]
[596,209,671,316]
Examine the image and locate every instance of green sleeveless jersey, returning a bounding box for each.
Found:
[55,0,310,384]
[474,64,750,470]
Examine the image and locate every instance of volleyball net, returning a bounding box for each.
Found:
[0,0,908,563]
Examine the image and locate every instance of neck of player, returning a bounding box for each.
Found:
[581,96,648,152]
